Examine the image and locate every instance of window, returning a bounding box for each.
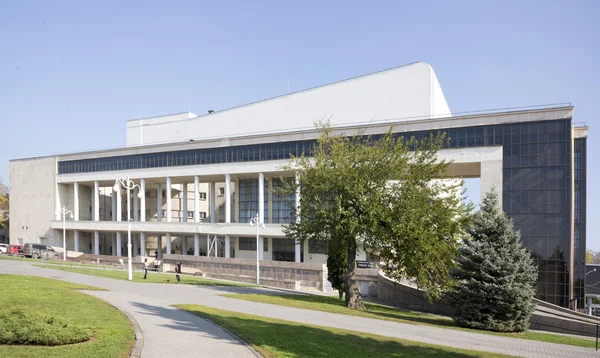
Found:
[263,237,268,252]
[199,192,207,200]
[162,210,166,217]
[239,237,256,250]
[219,205,224,213]
[187,211,194,219]
[199,212,207,219]
[309,240,327,254]
[219,187,225,196]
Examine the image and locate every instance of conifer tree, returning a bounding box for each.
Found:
[450,188,538,332]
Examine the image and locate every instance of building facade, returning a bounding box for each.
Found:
[9,62,588,308]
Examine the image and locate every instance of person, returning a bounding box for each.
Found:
[119,257,124,269]
[143,258,149,280]
[175,261,181,283]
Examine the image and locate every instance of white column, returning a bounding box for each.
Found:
[207,234,210,256]
[194,234,199,256]
[225,174,231,223]
[140,179,146,222]
[133,234,138,257]
[91,186,95,221]
[73,182,79,221]
[116,232,122,256]
[93,181,99,222]
[112,236,117,256]
[74,230,79,252]
[182,183,188,223]
[112,192,117,221]
[166,177,172,222]
[133,187,139,221]
[295,173,301,263]
[209,182,216,223]
[225,236,231,258]
[94,231,99,255]
[157,184,163,221]
[259,173,264,224]
[166,233,172,255]
[194,176,200,223]
[116,188,122,221]
[157,236,162,259]
[140,232,146,257]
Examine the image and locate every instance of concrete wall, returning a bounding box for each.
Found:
[127,62,449,146]
[9,157,57,245]
[163,254,326,289]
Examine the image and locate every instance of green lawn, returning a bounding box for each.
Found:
[221,294,596,349]
[37,264,253,287]
[0,274,134,358]
[176,304,513,358]
[0,255,61,264]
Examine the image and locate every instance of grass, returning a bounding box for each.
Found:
[36,264,253,287]
[0,255,59,263]
[176,304,513,358]
[0,274,134,358]
[221,294,597,349]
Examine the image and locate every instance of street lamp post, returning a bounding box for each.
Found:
[60,206,73,261]
[113,176,143,281]
[249,213,265,285]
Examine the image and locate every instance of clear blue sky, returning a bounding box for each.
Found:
[1,1,598,246]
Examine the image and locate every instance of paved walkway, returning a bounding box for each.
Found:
[1,260,597,357]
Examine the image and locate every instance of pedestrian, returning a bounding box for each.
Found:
[143,258,148,280]
[119,257,124,269]
[175,261,181,283]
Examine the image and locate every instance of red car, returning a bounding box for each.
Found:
[8,244,23,256]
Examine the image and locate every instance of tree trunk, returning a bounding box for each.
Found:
[344,239,365,309]
[338,289,344,300]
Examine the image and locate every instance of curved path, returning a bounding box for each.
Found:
[1,259,597,357]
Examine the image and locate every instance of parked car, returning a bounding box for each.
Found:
[8,244,23,256]
[0,243,8,254]
[22,243,59,259]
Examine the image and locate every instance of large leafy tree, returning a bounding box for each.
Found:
[449,188,538,332]
[282,123,472,308]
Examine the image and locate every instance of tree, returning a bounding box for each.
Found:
[0,179,8,231]
[282,122,472,308]
[326,236,347,300]
[449,188,538,332]
[587,249,594,264]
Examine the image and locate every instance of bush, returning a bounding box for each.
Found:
[0,308,91,346]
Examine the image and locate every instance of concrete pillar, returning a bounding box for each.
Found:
[209,182,216,223]
[157,184,163,221]
[73,182,79,221]
[259,173,264,224]
[94,231,99,255]
[93,181,99,222]
[194,176,200,223]
[116,232,122,256]
[133,187,139,221]
[480,160,503,208]
[225,236,231,258]
[166,177,172,222]
[74,230,79,252]
[112,236,116,256]
[194,234,199,256]
[225,174,231,223]
[140,232,146,257]
[55,182,61,221]
[157,236,162,259]
[133,233,138,257]
[116,188,122,221]
[183,183,188,223]
[140,179,146,222]
[166,233,171,255]
[112,191,117,221]
[588,296,593,315]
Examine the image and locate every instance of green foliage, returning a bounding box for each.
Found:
[0,180,8,230]
[449,189,538,333]
[0,309,91,346]
[282,121,472,305]
[326,237,347,299]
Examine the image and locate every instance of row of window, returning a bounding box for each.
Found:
[237,237,327,254]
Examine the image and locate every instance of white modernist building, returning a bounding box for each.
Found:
[9,62,588,308]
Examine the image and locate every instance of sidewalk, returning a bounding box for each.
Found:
[2,260,598,358]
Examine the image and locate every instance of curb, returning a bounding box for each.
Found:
[175,308,263,358]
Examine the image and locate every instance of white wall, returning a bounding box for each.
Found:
[127,62,450,146]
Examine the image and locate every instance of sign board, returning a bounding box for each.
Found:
[356,260,373,269]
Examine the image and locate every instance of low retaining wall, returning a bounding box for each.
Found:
[376,272,456,317]
[163,254,325,290]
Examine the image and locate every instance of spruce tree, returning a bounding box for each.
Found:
[449,188,538,332]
